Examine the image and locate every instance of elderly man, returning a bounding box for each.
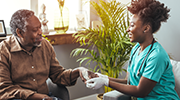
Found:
[0,9,89,100]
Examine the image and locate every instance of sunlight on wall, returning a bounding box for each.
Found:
[0,0,30,28]
[117,0,130,4]
[117,0,131,4]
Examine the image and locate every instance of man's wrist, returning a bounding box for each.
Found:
[71,68,80,82]
[72,68,80,76]
[27,93,49,100]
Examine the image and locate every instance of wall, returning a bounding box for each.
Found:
[154,0,180,61]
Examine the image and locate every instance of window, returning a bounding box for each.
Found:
[38,0,90,33]
[0,0,128,35]
[0,0,90,34]
[0,0,31,34]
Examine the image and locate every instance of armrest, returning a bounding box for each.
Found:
[46,78,70,100]
[103,90,131,100]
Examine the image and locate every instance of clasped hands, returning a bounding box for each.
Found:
[78,67,109,90]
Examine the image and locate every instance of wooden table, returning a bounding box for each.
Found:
[45,33,77,45]
[0,32,78,45]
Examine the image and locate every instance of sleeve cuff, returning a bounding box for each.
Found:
[22,89,35,99]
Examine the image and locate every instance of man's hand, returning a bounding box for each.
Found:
[73,67,88,82]
[82,70,99,81]
[75,67,98,82]
[88,71,99,79]
[86,77,109,90]
[27,93,49,100]
[95,72,108,78]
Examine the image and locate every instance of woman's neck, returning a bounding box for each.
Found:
[139,37,154,54]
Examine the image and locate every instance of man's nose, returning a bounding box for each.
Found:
[38,28,42,35]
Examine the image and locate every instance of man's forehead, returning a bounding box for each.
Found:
[25,16,41,28]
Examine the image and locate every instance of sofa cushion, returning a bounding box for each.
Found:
[46,78,69,100]
[103,90,131,100]
[170,59,180,98]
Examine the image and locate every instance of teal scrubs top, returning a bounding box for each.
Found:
[127,42,180,100]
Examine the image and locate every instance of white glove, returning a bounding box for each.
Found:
[82,70,90,80]
[86,77,109,90]
[95,72,108,78]
[73,67,89,81]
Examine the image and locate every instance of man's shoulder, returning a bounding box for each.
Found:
[41,38,52,47]
[0,36,13,52]
[40,38,54,53]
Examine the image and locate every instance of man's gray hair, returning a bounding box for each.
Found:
[10,9,34,36]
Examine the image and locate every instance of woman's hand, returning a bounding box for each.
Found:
[86,77,109,89]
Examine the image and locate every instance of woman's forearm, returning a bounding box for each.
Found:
[109,77,127,84]
[109,81,143,97]
[109,77,157,98]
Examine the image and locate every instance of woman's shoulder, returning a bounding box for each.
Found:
[150,42,169,60]
[152,42,166,54]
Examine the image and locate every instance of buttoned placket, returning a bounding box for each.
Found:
[28,53,32,56]
[29,52,38,91]
[32,64,36,83]
[32,66,34,69]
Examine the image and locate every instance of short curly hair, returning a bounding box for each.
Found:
[128,0,170,33]
[10,9,34,36]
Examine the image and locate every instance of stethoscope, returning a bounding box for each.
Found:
[129,38,155,76]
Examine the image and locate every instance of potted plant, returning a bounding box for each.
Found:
[71,0,134,94]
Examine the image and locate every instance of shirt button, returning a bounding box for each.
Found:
[32,66,34,68]
[33,79,36,81]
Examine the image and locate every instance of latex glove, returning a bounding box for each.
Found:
[86,77,109,90]
[95,72,108,78]
[82,70,90,80]
[73,67,88,82]
[82,70,99,81]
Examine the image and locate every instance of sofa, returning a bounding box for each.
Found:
[9,79,69,100]
[46,78,69,100]
[103,59,180,100]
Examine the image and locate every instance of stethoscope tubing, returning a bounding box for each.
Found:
[129,38,155,76]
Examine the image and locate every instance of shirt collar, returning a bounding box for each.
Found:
[10,35,42,52]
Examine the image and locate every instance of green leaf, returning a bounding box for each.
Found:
[71,0,132,86]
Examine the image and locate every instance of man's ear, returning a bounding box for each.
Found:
[16,28,24,38]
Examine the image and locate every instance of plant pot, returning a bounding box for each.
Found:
[97,93,104,100]
[104,86,113,93]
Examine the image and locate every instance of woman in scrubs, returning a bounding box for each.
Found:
[86,0,180,99]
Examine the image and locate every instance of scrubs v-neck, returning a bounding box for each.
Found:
[127,42,180,100]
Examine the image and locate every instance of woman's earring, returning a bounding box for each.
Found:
[143,31,146,33]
